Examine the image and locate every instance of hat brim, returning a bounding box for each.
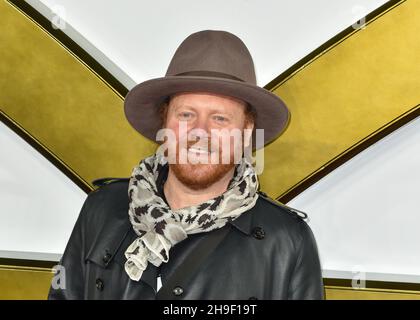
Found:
[124,75,290,151]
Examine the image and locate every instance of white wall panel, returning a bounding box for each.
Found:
[0,122,86,261]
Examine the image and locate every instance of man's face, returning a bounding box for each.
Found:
[163,91,254,190]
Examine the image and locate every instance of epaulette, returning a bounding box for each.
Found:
[91,177,130,188]
[257,191,309,221]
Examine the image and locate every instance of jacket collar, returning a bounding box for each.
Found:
[228,196,259,236]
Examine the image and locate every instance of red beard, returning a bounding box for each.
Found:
[168,140,236,190]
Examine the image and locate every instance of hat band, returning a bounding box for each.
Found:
[173,70,245,82]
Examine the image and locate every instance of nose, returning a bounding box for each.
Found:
[189,114,210,140]
[193,113,210,131]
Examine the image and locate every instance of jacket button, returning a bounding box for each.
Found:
[96,278,104,291]
[252,226,265,240]
[102,252,112,264]
[172,286,184,296]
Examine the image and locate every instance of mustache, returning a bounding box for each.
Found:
[183,139,215,152]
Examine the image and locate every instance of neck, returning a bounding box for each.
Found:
[163,167,235,210]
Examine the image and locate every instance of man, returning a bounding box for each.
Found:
[48,30,324,299]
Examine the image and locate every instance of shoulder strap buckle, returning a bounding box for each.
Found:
[91,177,130,188]
[257,191,309,221]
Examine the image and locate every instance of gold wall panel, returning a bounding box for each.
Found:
[0,0,156,190]
[263,0,420,198]
[0,265,53,300]
[325,286,420,300]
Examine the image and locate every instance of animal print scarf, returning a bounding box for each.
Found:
[124,150,259,281]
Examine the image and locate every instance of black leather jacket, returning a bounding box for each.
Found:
[47,178,324,300]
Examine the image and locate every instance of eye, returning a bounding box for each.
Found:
[213,115,228,123]
[177,111,194,120]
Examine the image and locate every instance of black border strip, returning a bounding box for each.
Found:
[0,258,57,269]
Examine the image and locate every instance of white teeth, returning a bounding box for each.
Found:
[188,147,211,154]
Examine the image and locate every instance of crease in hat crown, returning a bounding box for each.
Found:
[165,30,257,84]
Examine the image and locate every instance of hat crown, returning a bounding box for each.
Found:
[166,30,257,84]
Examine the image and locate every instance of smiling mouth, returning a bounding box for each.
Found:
[187,147,214,154]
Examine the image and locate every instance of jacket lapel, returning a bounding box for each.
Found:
[227,197,259,236]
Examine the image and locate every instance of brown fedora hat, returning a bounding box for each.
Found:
[124,29,290,150]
